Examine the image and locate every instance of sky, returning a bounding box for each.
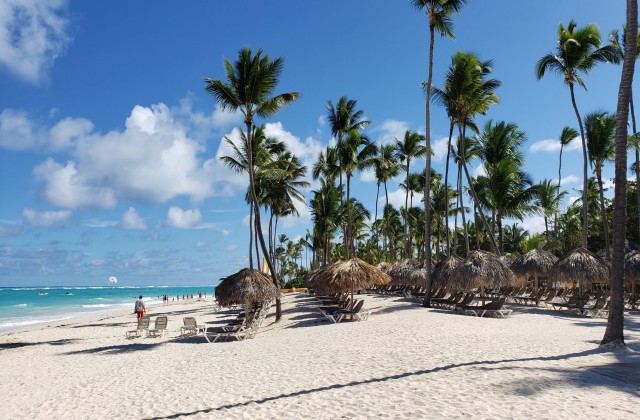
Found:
[0,0,634,287]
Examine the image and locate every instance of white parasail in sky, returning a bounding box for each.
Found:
[108,276,118,285]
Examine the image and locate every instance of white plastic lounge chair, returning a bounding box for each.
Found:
[126,316,150,338]
[147,316,168,337]
[181,317,206,336]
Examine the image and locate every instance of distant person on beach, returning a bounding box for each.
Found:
[134,296,146,319]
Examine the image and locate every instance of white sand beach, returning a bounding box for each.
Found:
[1,292,639,419]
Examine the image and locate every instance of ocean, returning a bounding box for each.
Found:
[0,285,215,333]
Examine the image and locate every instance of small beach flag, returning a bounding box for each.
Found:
[262,258,271,275]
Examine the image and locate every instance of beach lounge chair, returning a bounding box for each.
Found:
[126,316,150,338]
[181,317,206,336]
[204,301,272,343]
[581,297,609,318]
[320,300,368,323]
[147,316,168,337]
[461,297,512,318]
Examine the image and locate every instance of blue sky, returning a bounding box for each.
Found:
[0,0,633,286]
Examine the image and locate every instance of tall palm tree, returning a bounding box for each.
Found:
[556,126,579,234]
[475,120,526,169]
[338,130,377,258]
[221,125,285,267]
[536,21,619,249]
[310,179,341,266]
[372,144,400,251]
[395,130,427,257]
[204,47,300,321]
[312,146,341,186]
[602,0,637,347]
[610,24,640,243]
[412,0,470,307]
[475,160,538,253]
[585,111,616,259]
[534,179,568,243]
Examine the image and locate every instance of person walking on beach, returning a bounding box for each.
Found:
[134,296,146,320]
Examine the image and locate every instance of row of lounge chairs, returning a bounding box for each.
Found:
[204,301,272,343]
[428,288,513,318]
[313,293,372,323]
[126,316,169,338]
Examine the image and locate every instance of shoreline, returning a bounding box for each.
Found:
[1,292,639,419]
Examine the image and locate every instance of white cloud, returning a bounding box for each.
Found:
[263,122,322,172]
[22,103,247,209]
[224,244,238,252]
[529,136,581,153]
[22,208,70,227]
[371,119,409,145]
[431,136,450,162]
[473,164,487,178]
[383,188,423,210]
[360,168,376,183]
[521,215,546,234]
[551,174,580,186]
[0,0,71,83]
[164,207,202,229]
[121,207,147,230]
[317,115,325,127]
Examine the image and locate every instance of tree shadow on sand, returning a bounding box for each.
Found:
[62,341,165,355]
[0,338,80,351]
[146,347,639,419]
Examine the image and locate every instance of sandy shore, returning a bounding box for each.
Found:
[1,292,639,419]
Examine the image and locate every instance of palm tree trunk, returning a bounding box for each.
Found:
[269,211,274,264]
[596,168,610,259]
[384,181,395,260]
[346,173,352,260]
[602,0,636,347]
[254,216,261,269]
[474,202,480,250]
[556,144,564,237]
[544,215,549,242]
[460,155,501,255]
[246,120,281,321]
[630,91,640,242]
[404,160,410,258]
[248,199,254,270]
[444,121,455,257]
[457,128,470,254]
[497,213,504,254]
[569,84,589,248]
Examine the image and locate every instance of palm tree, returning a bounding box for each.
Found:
[534,179,568,243]
[585,111,616,259]
[475,160,538,254]
[536,20,619,248]
[338,130,377,258]
[556,126,579,234]
[373,144,400,260]
[312,146,340,186]
[205,48,299,321]
[602,1,637,347]
[412,0,470,307]
[475,120,526,169]
[610,24,640,243]
[310,179,341,266]
[395,130,427,257]
[221,125,285,267]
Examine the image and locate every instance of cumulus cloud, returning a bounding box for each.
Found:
[164,206,202,229]
[383,188,423,210]
[22,208,71,227]
[521,215,545,234]
[360,168,376,183]
[473,164,487,178]
[529,136,581,153]
[551,174,580,186]
[371,119,409,145]
[0,0,71,83]
[121,207,147,230]
[21,103,249,209]
[224,244,238,252]
[431,136,451,162]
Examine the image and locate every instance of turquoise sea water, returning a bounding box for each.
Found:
[0,286,215,333]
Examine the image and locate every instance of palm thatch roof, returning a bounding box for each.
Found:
[376,262,393,274]
[511,249,558,279]
[499,255,514,267]
[449,251,517,290]
[624,251,640,284]
[551,247,610,288]
[215,268,279,307]
[389,259,421,286]
[431,256,463,288]
[316,258,391,292]
[303,268,323,289]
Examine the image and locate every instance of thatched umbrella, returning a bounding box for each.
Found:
[551,247,610,290]
[499,254,514,268]
[389,259,421,286]
[215,268,279,308]
[625,251,640,295]
[431,256,462,288]
[376,262,393,274]
[303,268,323,290]
[511,249,558,305]
[316,258,391,318]
[449,251,517,297]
